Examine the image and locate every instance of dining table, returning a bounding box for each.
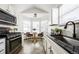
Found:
[32,32,38,43]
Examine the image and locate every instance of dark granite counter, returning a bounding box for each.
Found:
[63,35,79,41]
[47,34,79,54]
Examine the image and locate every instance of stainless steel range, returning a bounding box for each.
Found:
[0,27,22,54]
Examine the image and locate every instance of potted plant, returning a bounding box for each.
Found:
[55,28,62,35]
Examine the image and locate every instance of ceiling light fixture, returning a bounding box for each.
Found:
[34,13,37,18]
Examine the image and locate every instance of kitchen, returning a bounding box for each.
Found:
[0,4,79,54]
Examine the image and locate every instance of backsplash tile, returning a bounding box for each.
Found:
[60,23,79,39]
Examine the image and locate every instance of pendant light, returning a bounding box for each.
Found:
[32,13,37,31]
[34,13,37,18]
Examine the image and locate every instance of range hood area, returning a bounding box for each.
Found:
[0,8,16,25]
[0,8,22,54]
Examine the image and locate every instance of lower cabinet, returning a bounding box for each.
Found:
[0,38,6,54]
[43,36,51,54]
[43,35,69,54]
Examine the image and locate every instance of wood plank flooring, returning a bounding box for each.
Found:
[19,39,45,54]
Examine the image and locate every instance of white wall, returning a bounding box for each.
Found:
[60,4,79,25]
[59,4,79,39]
[0,4,8,11]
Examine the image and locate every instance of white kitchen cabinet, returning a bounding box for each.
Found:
[43,35,69,54]
[43,35,51,54]
[52,8,58,24]
[0,38,6,54]
[49,39,69,54]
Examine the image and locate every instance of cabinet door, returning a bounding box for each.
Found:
[43,35,51,54]
[0,38,5,54]
[43,35,69,54]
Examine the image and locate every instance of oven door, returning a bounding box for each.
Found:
[9,36,22,53]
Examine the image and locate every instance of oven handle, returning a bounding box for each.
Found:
[9,36,21,41]
[8,35,21,39]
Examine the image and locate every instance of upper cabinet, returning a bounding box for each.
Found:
[52,8,58,24]
[50,8,58,25]
[0,8,16,25]
[60,4,79,25]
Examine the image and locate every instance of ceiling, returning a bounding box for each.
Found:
[12,4,62,12]
[10,4,62,20]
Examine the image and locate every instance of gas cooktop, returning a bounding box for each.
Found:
[0,32,21,39]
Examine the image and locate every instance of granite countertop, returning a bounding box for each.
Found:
[49,35,79,46]
[47,34,79,54]
[63,35,79,41]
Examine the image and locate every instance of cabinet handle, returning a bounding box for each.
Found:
[49,46,53,54]
[0,42,3,44]
[0,49,4,52]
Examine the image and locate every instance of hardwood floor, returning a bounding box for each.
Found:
[19,39,45,54]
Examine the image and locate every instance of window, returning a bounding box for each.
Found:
[23,20,48,33]
[41,20,48,33]
[23,20,31,32]
[32,21,40,33]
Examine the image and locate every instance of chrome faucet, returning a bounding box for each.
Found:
[64,21,76,38]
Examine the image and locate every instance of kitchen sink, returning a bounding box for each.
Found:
[63,37,79,46]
